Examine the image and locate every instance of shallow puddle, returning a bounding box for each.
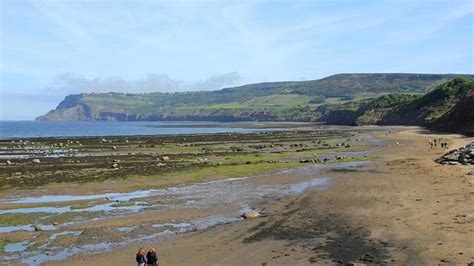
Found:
[4,240,30,253]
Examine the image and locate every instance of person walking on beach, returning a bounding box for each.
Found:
[136,247,147,266]
[146,247,158,266]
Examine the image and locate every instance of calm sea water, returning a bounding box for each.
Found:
[0,121,273,139]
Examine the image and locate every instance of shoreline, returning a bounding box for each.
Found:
[45,126,474,265]
[0,121,321,140]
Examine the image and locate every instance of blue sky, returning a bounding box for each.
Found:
[0,0,473,120]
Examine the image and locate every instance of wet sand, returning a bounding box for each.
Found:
[1,126,377,265]
[44,126,474,265]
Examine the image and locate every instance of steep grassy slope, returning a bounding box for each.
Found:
[317,94,421,125]
[37,73,469,122]
[317,77,474,136]
[430,85,474,136]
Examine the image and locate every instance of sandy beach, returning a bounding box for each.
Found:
[43,127,473,265]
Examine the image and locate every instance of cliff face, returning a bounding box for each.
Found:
[36,94,93,121]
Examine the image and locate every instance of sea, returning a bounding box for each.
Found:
[0,121,278,139]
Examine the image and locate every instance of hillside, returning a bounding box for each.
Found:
[37,73,468,122]
[430,86,474,136]
[317,77,474,136]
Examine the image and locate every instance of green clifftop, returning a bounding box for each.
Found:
[37,73,469,122]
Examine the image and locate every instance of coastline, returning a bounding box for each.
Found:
[44,126,474,265]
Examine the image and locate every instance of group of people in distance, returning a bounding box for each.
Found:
[136,247,158,266]
[429,138,449,149]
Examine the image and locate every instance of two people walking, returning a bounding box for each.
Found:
[136,247,158,266]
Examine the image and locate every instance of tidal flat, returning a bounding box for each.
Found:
[0,125,380,264]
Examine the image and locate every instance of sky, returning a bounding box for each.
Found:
[0,0,473,120]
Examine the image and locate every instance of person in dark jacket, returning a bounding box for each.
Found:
[136,247,146,266]
[146,247,158,266]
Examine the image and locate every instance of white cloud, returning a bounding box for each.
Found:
[52,72,241,94]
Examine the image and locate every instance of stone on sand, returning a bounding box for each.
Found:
[242,210,260,219]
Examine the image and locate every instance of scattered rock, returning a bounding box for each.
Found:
[32,159,41,164]
[6,160,12,165]
[241,210,261,219]
[112,146,117,150]
[111,163,119,169]
[161,156,170,161]
[52,222,59,226]
[468,170,474,175]
[33,225,42,231]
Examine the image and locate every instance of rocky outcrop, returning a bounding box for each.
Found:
[436,142,474,165]
[37,103,93,121]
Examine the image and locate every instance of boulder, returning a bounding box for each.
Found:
[161,156,170,161]
[6,160,12,165]
[241,210,260,219]
[468,170,474,175]
[437,142,474,165]
[33,225,42,231]
[444,153,459,161]
[32,159,41,164]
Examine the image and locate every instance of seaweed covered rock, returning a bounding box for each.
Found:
[437,142,474,165]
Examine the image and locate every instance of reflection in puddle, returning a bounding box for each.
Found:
[0,224,56,233]
[4,241,30,253]
[117,226,136,233]
[152,222,191,229]
[287,177,330,194]
[49,230,82,240]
